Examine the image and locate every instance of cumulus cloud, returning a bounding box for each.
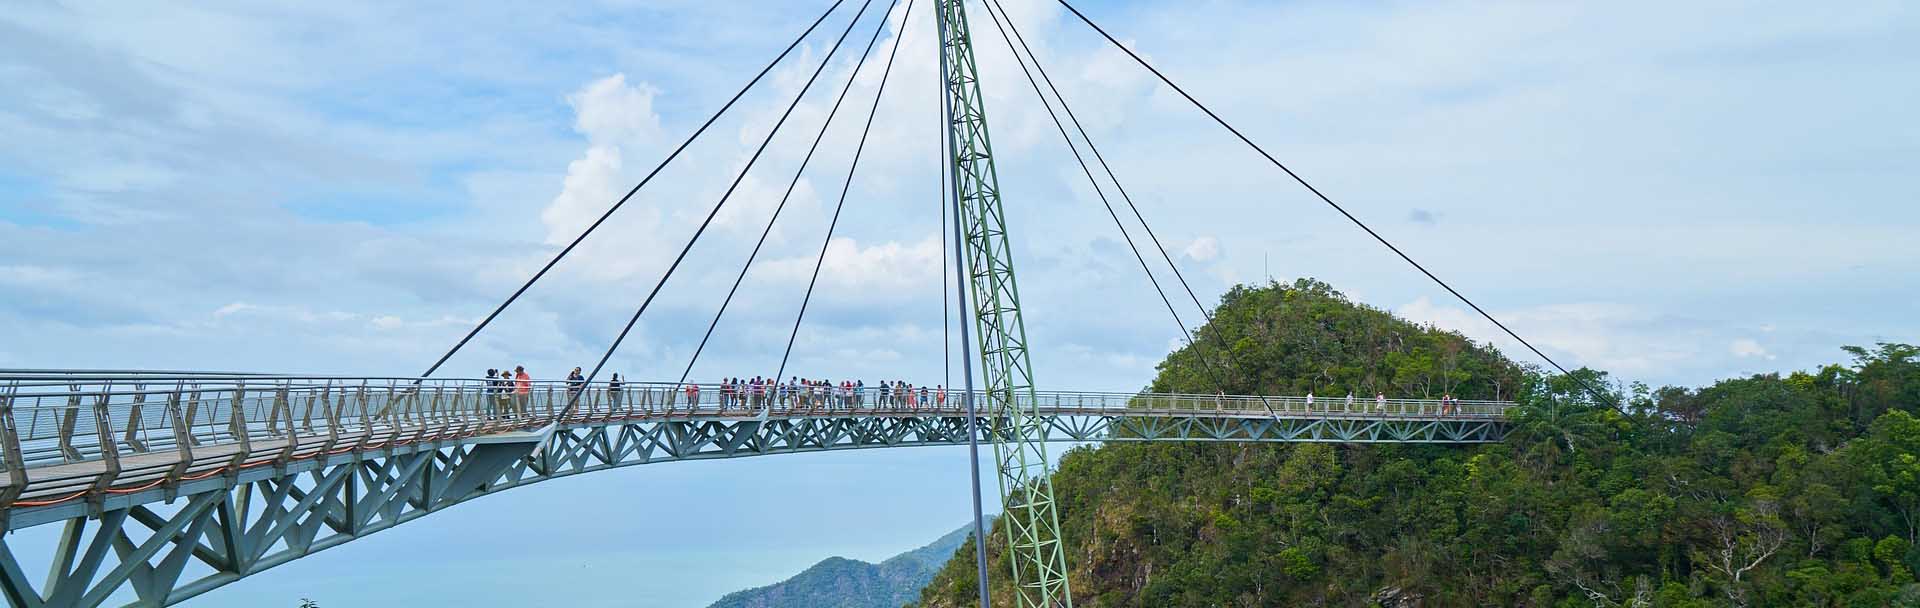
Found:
[537,73,676,281]
[540,144,625,245]
[540,73,665,246]
[1182,236,1220,262]
[1730,338,1774,360]
[1395,296,1698,379]
[567,74,662,146]
[212,302,256,317]
[763,234,943,293]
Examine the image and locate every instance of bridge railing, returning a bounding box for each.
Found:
[0,371,1513,507]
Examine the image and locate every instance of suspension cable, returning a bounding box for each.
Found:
[986,0,1216,339]
[773,0,916,383]
[978,0,1270,416]
[939,61,954,392]
[677,0,902,385]
[1052,0,1614,404]
[566,0,881,415]
[420,0,849,379]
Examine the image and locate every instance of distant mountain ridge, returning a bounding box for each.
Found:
[705,522,984,608]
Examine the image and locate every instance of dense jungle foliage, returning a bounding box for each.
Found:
[916,279,1920,607]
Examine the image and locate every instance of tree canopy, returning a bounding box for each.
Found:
[916,279,1920,607]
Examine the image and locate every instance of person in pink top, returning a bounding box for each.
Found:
[512,366,532,415]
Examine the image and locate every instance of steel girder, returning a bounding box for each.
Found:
[0,412,1505,607]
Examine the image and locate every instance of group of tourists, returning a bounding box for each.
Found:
[480,366,533,415]
[473,368,1476,417]
[699,377,947,410]
[1299,391,1471,415]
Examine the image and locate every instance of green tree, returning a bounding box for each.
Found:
[911,285,1920,608]
[1855,410,1920,544]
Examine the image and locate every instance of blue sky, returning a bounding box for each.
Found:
[2,0,1917,605]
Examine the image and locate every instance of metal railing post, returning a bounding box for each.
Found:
[224,382,253,478]
[352,381,375,453]
[58,383,82,461]
[163,383,193,498]
[267,383,289,437]
[0,382,27,524]
[88,383,123,502]
[184,387,204,446]
[123,383,150,452]
[300,384,318,435]
[272,381,298,470]
[319,381,342,455]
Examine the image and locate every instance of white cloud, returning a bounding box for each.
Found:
[1182,236,1219,262]
[212,302,255,317]
[542,73,665,248]
[540,143,625,246]
[567,74,662,146]
[1395,296,1699,378]
[764,235,943,293]
[1730,338,1774,360]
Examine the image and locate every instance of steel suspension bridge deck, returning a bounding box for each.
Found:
[0,371,1509,606]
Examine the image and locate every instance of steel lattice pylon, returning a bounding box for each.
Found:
[934,1,1073,605]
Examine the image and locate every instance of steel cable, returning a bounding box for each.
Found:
[566,0,883,415]
[420,0,851,379]
[677,0,904,385]
[977,0,1272,418]
[1051,0,1615,405]
[773,0,917,383]
[987,0,1225,352]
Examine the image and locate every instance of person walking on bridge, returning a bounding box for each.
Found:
[608,373,623,410]
[1375,392,1387,413]
[513,366,531,416]
[567,367,585,404]
[484,369,500,418]
[498,364,515,416]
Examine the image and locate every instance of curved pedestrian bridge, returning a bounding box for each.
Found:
[0,371,1511,606]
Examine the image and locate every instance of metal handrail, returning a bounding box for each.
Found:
[0,374,1516,508]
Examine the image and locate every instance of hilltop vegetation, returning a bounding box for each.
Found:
[917,279,1920,607]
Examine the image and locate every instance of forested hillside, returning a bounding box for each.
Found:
[916,279,1920,607]
[707,523,980,608]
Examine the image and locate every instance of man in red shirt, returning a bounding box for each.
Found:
[513,366,532,415]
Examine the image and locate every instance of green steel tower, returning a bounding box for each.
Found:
[935,1,1072,606]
